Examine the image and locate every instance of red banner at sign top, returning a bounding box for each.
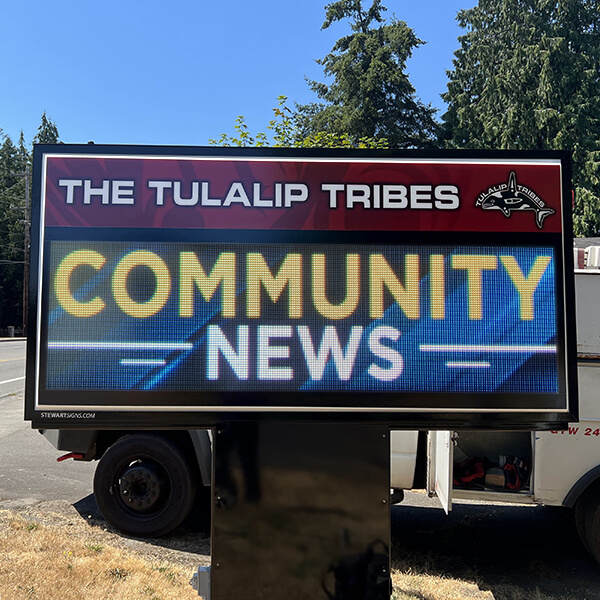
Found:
[42,155,564,233]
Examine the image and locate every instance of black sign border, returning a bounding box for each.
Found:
[25,144,577,430]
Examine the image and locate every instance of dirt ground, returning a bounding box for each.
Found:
[1,495,599,600]
[0,497,210,571]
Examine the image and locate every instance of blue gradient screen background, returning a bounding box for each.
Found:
[45,241,558,395]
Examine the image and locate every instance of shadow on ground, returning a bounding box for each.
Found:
[72,493,210,557]
[391,500,600,599]
[71,492,600,598]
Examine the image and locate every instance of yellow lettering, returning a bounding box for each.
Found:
[501,255,551,320]
[452,255,497,320]
[179,252,236,317]
[112,250,171,318]
[246,253,302,318]
[369,254,420,319]
[312,254,360,319]
[54,249,106,317]
[430,254,445,320]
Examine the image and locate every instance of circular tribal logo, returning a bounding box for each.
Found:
[475,172,555,229]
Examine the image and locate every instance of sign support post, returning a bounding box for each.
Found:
[211,421,391,600]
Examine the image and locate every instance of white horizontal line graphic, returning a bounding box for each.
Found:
[120,359,167,366]
[48,342,193,351]
[446,361,491,368]
[420,344,556,353]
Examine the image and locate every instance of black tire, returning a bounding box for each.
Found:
[94,434,197,537]
[581,481,600,563]
[575,489,592,553]
[184,483,212,533]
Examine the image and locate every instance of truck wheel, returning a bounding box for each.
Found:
[94,434,197,537]
[575,489,592,553]
[184,484,212,533]
[582,482,600,563]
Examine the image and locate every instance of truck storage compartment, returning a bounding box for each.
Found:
[453,431,532,493]
[390,430,419,489]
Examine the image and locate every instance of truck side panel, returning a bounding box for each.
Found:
[534,362,600,505]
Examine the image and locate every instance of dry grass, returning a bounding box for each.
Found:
[392,568,494,599]
[0,513,198,600]
[390,559,586,600]
[0,502,593,600]
[391,570,584,600]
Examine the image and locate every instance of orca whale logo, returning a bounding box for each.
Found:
[475,172,554,229]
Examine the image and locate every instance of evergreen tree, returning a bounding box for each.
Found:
[16,131,30,171]
[0,113,59,330]
[0,135,25,330]
[295,0,438,148]
[442,0,600,236]
[34,111,59,145]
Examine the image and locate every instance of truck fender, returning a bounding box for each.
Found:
[563,465,600,508]
[188,429,212,487]
[40,429,98,460]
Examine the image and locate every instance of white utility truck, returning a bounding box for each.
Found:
[391,264,600,563]
[41,260,600,561]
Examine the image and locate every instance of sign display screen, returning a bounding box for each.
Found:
[26,146,577,428]
[46,240,558,395]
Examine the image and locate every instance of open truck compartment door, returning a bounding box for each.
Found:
[451,431,534,503]
[427,431,454,514]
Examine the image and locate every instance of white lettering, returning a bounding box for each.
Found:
[410,185,433,209]
[367,326,403,381]
[201,181,221,206]
[257,325,293,380]
[83,180,110,205]
[347,184,371,208]
[206,325,249,380]
[321,183,345,208]
[111,180,135,205]
[253,183,273,208]
[58,179,83,204]
[148,180,172,206]
[174,181,199,206]
[223,182,251,207]
[284,183,309,207]
[383,185,408,208]
[297,325,363,381]
[434,185,460,209]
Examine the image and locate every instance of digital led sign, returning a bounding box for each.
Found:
[25,145,577,428]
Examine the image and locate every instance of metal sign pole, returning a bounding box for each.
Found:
[211,421,391,600]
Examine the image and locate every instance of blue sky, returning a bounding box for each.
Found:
[0,1,476,146]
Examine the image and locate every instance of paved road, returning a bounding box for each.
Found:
[0,339,96,508]
[0,338,26,397]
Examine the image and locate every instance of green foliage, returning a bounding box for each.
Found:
[573,151,600,236]
[573,186,600,238]
[210,95,388,149]
[295,0,438,148]
[442,0,600,235]
[208,116,269,148]
[0,134,26,329]
[34,111,59,145]
[0,113,59,329]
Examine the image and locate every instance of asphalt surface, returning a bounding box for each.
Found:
[0,339,96,508]
[0,337,26,397]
